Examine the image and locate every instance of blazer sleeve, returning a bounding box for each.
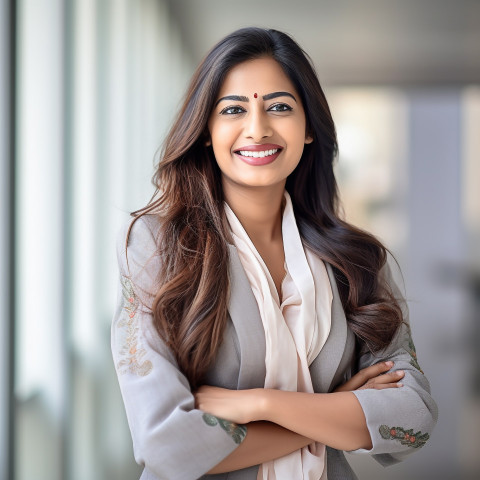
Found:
[110,215,247,480]
[348,256,438,467]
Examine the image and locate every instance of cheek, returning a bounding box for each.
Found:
[286,122,308,151]
[284,115,306,137]
[209,128,233,172]
[211,137,231,162]
[210,122,235,146]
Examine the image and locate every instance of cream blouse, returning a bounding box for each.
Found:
[224,190,333,480]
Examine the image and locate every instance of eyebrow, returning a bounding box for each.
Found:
[214,91,297,108]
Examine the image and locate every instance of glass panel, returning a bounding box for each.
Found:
[15,1,65,479]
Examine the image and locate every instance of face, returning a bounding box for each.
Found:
[207,57,312,193]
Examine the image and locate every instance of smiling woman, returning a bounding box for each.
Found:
[207,57,312,194]
[111,27,437,480]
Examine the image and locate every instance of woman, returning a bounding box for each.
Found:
[111,27,437,480]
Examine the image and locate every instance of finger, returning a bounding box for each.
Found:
[370,370,405,384]
[335,361,394,392]
[359,382,403,390]
[355,361,395,384]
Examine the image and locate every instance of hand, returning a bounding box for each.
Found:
[334,361,405,393]
[194,385,265,424]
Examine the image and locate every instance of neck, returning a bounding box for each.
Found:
[223,181,286,245]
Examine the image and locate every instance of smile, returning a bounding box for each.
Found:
[237,149,280,158]
[234,147,283,166]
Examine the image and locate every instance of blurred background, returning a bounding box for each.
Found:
[1,0,479,479]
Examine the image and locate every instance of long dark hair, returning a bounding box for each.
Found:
[127,27,403,389]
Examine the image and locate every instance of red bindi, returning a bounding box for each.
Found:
[254,93,258,98]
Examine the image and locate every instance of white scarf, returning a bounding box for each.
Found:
[224,190,333,480]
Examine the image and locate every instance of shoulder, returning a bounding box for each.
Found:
[116,214,165,267]
[116,213,164,256]
[115,213,165,308]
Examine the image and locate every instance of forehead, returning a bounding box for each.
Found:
[218,57,297,96]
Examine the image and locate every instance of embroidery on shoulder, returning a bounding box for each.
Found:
[379,425,429,449]
[404,332,424,374]
[202,413,247,445]
[116,275,153,377]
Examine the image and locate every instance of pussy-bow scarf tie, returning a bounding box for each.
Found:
[225,190,332,480]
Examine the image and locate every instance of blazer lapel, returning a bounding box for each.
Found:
[227,246,349,394]
[227,244,266,389]
[309,263,348,393]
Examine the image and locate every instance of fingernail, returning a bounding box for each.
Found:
[397,383,403,387]
[385,361,393,367]
[397,370,404,376]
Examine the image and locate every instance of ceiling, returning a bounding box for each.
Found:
[167,0,480,86]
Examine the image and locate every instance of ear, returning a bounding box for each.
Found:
[305,133,313,144]
[204,129,212,147]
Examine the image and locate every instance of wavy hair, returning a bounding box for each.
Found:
[127,27,403,389]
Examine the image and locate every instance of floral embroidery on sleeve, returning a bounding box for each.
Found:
[404,333,424,374]
[116,275,153,377]
[202,413,247,445]
[379,425,429,449]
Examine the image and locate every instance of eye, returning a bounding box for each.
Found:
[268,103,293,112]
[219,105,246,115]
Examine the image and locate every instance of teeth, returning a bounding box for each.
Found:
[238,149,279,158]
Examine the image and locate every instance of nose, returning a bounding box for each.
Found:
[244,108,273,142]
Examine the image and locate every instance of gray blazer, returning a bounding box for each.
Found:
[111,214,438,480]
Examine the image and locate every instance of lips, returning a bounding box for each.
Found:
[233,144,283,166]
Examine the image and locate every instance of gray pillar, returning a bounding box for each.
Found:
[405,89,466,478]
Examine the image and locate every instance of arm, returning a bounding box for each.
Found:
[195,362,403,473]
[207,421,312,474]
[196,387,371,451]
[262,390,371,451]
[111,216,246,479]
[346,258,438,465]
